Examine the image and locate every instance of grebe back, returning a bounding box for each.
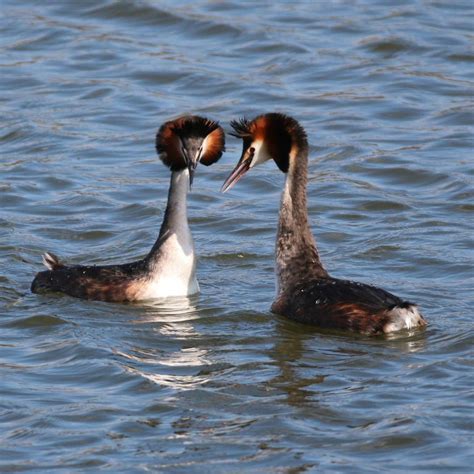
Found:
[222,112,426,335]
[31,115,225,302]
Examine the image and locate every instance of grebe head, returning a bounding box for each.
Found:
[221,113,307,192]
[156,115,225,186]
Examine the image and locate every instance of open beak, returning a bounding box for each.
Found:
[221,147,254,193]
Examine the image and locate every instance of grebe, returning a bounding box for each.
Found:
[222,113,426,335]
[31,115,225,302]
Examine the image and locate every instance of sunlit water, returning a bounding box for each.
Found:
[1,0,473,471]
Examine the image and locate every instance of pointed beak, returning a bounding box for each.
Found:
[187,158,197,188]
[221,148,254,193]
[186,148,201,189]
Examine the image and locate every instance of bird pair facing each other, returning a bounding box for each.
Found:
[31,113,427,335]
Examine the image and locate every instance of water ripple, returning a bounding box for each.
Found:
[0,0,472,471]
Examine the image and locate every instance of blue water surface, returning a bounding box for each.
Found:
[1,0,473,472]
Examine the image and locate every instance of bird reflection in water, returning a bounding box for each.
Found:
[114,295,212,391]
[268,319,428,407]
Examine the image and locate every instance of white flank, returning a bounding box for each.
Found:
[42,252,57,270]
[383,305,425,333]
[139,227,199,299]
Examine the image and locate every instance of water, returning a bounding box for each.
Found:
[1,0,473,471]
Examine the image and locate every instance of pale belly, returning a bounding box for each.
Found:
[138,274,200,299]
[134,233,199,300]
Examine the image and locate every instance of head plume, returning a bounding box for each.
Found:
[222,113,308,192]
[156,115,225,171]
[230,113,307,173]
[229,118,253,140]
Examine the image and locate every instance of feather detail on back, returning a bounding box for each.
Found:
[271,278,426,335]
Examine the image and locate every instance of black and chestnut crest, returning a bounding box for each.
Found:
[156,115,225,172]
[222,113,308,192]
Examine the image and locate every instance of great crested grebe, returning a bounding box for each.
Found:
[31,115,225,302]
[222,113,426,335]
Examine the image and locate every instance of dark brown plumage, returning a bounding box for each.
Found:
[271,278,413,334]
[223,112,426,335]
[31,115,225,302]
[31,255,148,301]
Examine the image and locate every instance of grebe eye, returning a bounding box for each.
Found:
[249,147,255,154]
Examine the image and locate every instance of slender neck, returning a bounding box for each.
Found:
[275,146,328,294]
[147,169,192,261]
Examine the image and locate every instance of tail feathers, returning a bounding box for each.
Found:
[42,252,64,271]
[383,304,426,333]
